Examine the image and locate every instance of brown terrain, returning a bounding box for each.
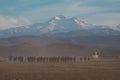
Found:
[0,36,120,57]
[0,43,94,57]
[0,36,120,80]
[0,57,120,80]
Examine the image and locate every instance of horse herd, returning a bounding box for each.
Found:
[9,56,91,63]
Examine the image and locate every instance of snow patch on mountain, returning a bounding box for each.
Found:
[54,16,62,20]
[46,22,55,31]
[71,17,93,29]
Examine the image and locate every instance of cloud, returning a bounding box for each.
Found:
[22,1,97,22]
[0,16,30,30]
[84,13,120,26]
[0,0,120,27]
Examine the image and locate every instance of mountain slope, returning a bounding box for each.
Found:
[0,36,63,46]
[0,42,119,57]
[0,43,94,57]
[0,35,119,57]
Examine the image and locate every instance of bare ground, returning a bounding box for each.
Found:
[0,59,120,80]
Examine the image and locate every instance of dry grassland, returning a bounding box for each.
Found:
[0,58,120,80]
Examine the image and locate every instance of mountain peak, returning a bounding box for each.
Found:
[70,17,90,27]
[53,15,66,20]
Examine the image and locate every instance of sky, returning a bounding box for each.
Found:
[0,0,120,29]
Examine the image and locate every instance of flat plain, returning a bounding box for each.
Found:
[0,58,120,80]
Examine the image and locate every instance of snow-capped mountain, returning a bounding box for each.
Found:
[34,15,93,33]
[0,15,120,38]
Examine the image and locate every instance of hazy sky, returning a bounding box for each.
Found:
[0,0,120,29]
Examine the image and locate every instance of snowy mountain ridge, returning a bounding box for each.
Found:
[0,15,120,38]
